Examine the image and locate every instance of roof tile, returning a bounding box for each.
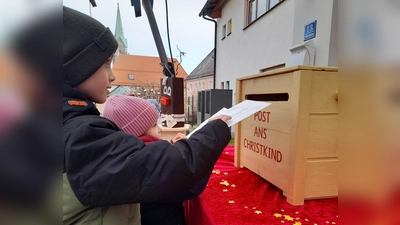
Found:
[112,54,188,86]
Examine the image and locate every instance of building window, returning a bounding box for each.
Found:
[269,0,280,9]
[221,82,224,89]
[189,84,192,93]
[195,83,198,90]
[128,74,134,80]
[226,81,230,90]
[227,19,232,35]
[257,0,267,18]
[209,80,213,89]
[202,82,205,90]
[222,24,227,39]
[248,0,257,24]
[247,0,284,25]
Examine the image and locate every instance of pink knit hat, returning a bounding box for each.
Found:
[103,95,160,137]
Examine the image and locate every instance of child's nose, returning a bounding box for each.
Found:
[109,72,116,82]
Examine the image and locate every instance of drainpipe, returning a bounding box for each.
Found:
[202,15,217,89]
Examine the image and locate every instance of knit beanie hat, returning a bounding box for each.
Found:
[147,99,161,112]
[63,6,118,87]
[103,95,160,137]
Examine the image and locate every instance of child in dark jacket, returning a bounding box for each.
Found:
[63,6,231,225]
[104,95,211,225]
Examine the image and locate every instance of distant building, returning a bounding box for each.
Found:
[186,49,215,111]
[109,2,188,99]
[111,54,188,100]
[97,3,189,115]
[113,3,128,65]
[108,85,131,96]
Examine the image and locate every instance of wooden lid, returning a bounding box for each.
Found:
[237,65,338,81]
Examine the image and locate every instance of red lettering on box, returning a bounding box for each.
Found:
[254,111,272,123]
[243,138,282,163]
[253,127,268,139]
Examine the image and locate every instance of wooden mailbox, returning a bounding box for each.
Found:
[234,66,338,205]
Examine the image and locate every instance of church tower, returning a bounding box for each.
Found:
[113,3,128,64]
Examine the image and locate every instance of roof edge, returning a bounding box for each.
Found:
[199,0,228,18]
[186,73,214,81]
[199,0,212,16]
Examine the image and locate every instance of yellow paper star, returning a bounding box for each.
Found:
[220,180,230,186]
[274,213,283,218]
[255,210,262,215]
[231,184,236,188]
[293,222,302,225]
[223,189,228,192]
[215,170,220,174]
[228,200,235,204]
[284,215,294,221]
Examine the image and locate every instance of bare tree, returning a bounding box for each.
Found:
[127,82,161,102]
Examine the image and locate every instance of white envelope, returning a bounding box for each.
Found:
[187,100,271,138]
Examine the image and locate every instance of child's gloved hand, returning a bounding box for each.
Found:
[172,133,187,144]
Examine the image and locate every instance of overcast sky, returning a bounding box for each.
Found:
[63,0,215,74]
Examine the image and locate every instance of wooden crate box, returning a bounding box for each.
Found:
[234,66,338,205]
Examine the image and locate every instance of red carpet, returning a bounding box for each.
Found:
[186,146,338,225]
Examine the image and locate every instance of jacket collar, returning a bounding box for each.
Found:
[63,84,100,123]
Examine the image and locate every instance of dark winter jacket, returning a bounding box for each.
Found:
[138,135,213,225]
[63,84,230,218]
[138,134,212,200]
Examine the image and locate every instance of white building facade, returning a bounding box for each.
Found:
[200,0,338,105]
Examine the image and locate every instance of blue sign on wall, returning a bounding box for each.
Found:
[304,20,317,41]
